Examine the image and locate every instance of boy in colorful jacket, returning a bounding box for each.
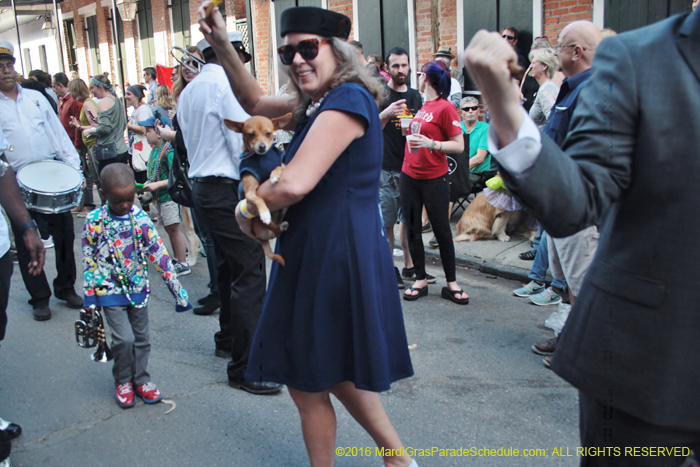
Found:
[82,163,191,408]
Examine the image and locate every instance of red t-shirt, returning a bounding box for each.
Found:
[402,98,462,179]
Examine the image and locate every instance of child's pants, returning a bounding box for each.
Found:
[102,305,151,385]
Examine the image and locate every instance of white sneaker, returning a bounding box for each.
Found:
[41,236,54,249]
[0,457,11,467]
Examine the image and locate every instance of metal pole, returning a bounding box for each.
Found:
[53,0,66,72]
[10,0,24,76]
[109,0,127,110]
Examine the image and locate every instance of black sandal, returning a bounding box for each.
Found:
[403,285,428,301]
[441,287,469,305]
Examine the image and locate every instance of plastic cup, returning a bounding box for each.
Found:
[400,118,412,136]
[406,134,420,153]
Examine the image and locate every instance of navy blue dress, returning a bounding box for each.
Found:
[245,83,414,392]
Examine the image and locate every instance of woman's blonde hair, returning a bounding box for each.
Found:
[155,84,174,110]
[68,79,90,102]
[172,46,201,104]
[528,48,559,79]
[285,37,387,121]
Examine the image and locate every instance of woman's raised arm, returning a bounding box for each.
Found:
[197,1,295,120]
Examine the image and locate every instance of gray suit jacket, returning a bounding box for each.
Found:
[501,11,700,429]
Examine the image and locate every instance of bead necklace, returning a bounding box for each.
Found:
[97,203,150,308]
[305,92,329,117]
[147,141,171,203]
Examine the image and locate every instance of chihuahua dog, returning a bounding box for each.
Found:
[225,113,293,265]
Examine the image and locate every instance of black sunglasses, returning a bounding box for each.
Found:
[502,34,515,41]
[278,38,328,65]
[461,106,479,111]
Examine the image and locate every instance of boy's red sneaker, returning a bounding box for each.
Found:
[116,382,136,408]
[135,382,162,404]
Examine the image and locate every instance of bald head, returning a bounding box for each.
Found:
[100,163,135,193]
[558,20,602,77]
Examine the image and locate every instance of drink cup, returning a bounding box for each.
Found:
[400,118,412,136]
[406,134,420,153]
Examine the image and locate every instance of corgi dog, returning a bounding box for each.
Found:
[225,113,293,265]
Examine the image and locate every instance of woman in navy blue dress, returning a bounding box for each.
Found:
[198,5,417,467]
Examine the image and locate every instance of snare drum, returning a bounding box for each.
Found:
[17,160,83,214]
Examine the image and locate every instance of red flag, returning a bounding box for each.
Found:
[156,65,174,90]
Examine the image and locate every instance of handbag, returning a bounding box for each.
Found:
[167,145,194,207]
[93,143,117,162]
[446,133,471,202]
[131,136,151,172]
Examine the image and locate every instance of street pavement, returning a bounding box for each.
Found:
[0,209,583,467]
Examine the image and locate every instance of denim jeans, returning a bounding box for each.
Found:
[528,231,567,290]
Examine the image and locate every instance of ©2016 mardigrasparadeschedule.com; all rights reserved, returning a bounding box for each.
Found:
[334,446,693,460]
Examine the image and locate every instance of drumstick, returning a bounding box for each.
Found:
[204,0,222,18]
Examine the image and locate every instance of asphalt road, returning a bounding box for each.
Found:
[0,217,581,467]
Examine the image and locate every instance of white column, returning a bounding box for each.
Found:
[407,0,417,88]
[456,0,463,70]
[352,0,359,40]
[593,0,604,29]
[533,0,543,37]
[269,0,279,93]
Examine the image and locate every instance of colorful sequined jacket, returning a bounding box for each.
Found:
[82,205,189,309]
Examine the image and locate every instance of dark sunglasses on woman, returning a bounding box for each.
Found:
[278,38,329,65]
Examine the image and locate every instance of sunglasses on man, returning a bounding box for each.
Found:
[502,34,515,41]
[461,106,479,111]
[278,38,329,65]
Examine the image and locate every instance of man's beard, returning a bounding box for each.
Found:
[391,74,407,85]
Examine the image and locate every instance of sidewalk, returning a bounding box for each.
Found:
[392,215,546,285]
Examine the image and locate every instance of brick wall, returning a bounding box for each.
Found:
[96,6,114,75]
[328,0,354,37]
[415,0,433,66]
[437,0,457,62]
[250,0,271,93]
[543,0,593,42]
[56,0,602,96]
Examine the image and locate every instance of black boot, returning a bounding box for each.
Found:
[193,293,220,316]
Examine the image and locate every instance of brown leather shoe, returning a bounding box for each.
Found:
[531,335,558,356]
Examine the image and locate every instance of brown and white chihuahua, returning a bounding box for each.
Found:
[225,113,292,265]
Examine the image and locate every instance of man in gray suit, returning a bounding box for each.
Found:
[465,9,700,465]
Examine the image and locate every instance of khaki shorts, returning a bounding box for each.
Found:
[156,200,181,226]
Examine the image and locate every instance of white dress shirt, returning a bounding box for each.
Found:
[177,64,249,180]
[487,107,542,181]
[0,131,11,256]
[0,84,80,173]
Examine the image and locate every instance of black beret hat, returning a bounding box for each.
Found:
[280,7,351,40]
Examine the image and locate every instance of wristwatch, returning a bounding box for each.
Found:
[19,219,38,234]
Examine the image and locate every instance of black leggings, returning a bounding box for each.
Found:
[400,172,456,283]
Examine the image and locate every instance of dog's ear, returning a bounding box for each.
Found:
[224,120,245,133]
[271,113,293,130]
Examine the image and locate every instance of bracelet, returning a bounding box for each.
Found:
[439,141,442,152]
[238,199,255,219]
[19,219,38,234]
[429,140,435,151]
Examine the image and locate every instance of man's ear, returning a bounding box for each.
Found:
[224,120,245,133]
[271,113,293,130]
